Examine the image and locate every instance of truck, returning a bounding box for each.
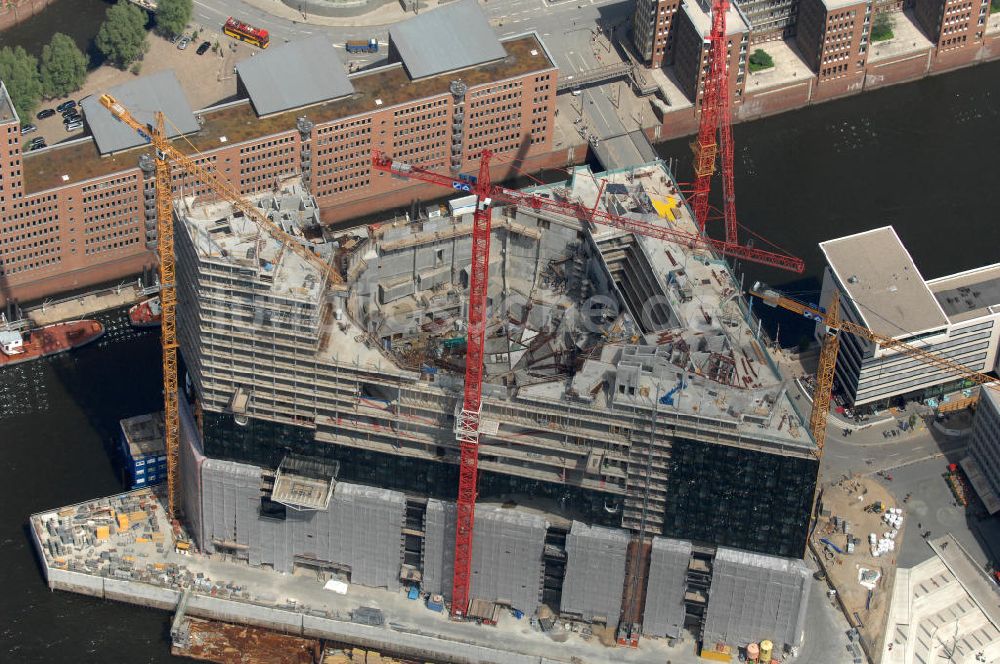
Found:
[345,38,378,54]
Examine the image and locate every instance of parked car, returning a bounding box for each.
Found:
[65,120,83,132]
[36,108,56,120]
[20,123,37,135]
[63,113,81,124]
[29,141,47,151]
[177,37,190,50]
[28,136,45,147]
[196,41,211,55]
[56,100,76,113]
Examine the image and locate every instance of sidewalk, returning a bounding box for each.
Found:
[238,0,450,28]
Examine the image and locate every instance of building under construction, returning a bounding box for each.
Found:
[173,161,817,651]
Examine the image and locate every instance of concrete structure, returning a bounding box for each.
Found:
[166,159,820,646]
[964,387,1000,515]
[560,522,629,623]
[633,0,683,68]
[673,0,752,105]
[819,226,1000,409]
[701,547,811,651]
[641,537,692,639]
[0,2,557,306]
[423,500,547,615]
[914,0,990,52]
[176,163,818,564]
[796,0,872,85]
[882,534,1000,664]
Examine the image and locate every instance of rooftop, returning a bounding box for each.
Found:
[236,35,354,117]
[683,0,750,38]
[820,226,949,339]
[927,264,1000,324]
[80,70,199,155]
[120,412,165,458]
[21,35,552,195]
[0,81,17,124]
[389,0,507,80]
[177,181,330,302]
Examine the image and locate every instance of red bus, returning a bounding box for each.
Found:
[223,17,269,49]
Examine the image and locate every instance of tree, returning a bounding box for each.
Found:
[96,0,149,69]
[40,33,88,99]
[871,12,894,41]
[155,0,192,39]
[748,49,774,73]
[0,46,42,122]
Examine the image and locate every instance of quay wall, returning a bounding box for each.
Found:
[0,0,57,32]
[41,570,554,664]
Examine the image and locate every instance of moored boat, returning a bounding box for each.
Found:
[0,320,104,367]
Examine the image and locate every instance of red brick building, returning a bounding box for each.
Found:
[796,0,872,82]
[0,1,557,306]
[633,0,682,68]
[673,0,751,105]
[914,0,989,51]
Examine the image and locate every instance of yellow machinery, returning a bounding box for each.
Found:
[99,94,344,519]
[752,284,998,457]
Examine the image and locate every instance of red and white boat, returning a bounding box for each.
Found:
[0,320,104,367]
[128,297,162,328]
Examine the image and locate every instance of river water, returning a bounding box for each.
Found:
[1,24,999,664]
[0,0,112,62]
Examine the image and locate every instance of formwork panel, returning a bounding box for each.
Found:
[200,459,405,588]
[642,537,691,639]
[702,547,811,650]
[422,500,547,614]
[560,522,628,623]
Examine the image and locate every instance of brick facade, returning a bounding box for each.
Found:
[0,36,558,307]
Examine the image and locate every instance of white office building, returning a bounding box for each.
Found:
[819,226,1000,409]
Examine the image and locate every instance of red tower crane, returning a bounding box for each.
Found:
[689,0,739,244]
[373,148,802,618]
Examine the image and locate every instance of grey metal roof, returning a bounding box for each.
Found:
[81,71,199,155]
[236,35,354,116]
[389,0,507,80]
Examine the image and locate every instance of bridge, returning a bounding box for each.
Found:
[558,62,659,96]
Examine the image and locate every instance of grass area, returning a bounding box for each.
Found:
[872,28,895,41]
[872,13,895,41]
[748,48,774,73]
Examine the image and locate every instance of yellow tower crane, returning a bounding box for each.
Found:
[98,94,343,518]
[751,284,998,457]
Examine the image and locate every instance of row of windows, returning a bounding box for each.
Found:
[393,100,447,117]
[243,157,295,174]
[0,226,58,245]
[85,227,139,245]
[239,136,294,154]
[316,178,370,197]
[82,175,137,193]
[0,235,58,256]
[86,202,139,219]
[85,217,136,233]
[84,236,141,255]
[0,254,61,275]
[316,118,371,136]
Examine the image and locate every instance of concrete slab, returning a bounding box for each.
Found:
[867,10,935,64]
[746,39,815,94]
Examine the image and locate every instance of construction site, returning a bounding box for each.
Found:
[29,158,824,663]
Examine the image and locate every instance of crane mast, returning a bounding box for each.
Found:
[451,151,495,618]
